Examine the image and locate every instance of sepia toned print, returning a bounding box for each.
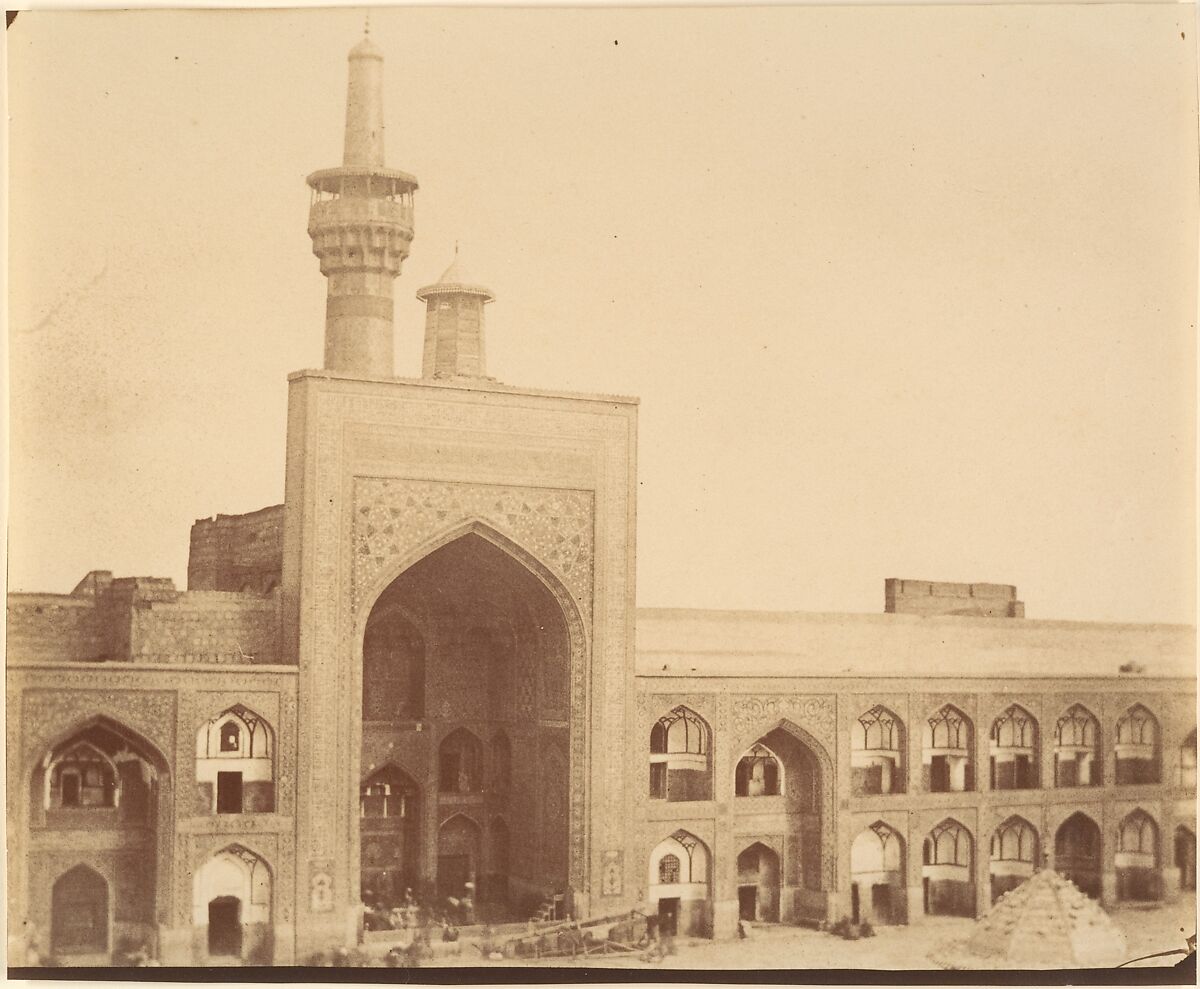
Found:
[5,5,1196,975]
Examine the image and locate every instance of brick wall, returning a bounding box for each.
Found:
[8,577,283,666]
[6,596,109,663]
[129,591,281,665]
[187,505,284,593]
[884,579,1025,618]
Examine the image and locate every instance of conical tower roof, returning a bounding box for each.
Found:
[416,249,495,303]
[932,870,1128,969]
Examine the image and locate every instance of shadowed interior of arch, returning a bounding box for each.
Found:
[359,531,572,916]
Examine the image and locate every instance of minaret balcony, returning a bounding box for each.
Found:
[308,197,414,237]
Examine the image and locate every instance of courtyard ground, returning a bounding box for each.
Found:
[431,894,1195,971]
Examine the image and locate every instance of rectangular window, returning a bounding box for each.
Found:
[216,772,243,814]
[930,756,950,792]
[61,773,81,807]
[649,762,667,799]
[862,763,883,795]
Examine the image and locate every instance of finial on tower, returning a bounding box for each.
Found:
[306,37,418,378]
[416,251,496,381]
[364,10,371,37]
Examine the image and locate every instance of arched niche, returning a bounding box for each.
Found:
[735,842,780,923]
[362,605,426,722]
[31,717,168,961]
[360,764,421,906]
[1116,809,1160,902]
[852,706,906,795]
[850,822,906,925]
[989,705,1039,790]
[51,864,109,958]
[989,816,1038,903]
[437,813,483,898]
[649,706,712,802]
[1055,811,1101,898]
[359,527,581,902]
[922,818,974,917]
[647,830,711,938]
[1114,704,1160,784]
[192,845,273,964]
[194,705,275,814]
[1053,705,1101,788]
[923,705,974,793]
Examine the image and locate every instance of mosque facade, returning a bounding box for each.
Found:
[5,37,1196,967]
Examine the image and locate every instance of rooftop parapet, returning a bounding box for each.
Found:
[884,578,1024,618]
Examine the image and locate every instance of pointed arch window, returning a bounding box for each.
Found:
[439,729,484,794]
[989,705,1039,790]
[924,705,974,793]
[50,743,118,809]
[1054,705,1101,787]
[1114,705,1160,785]
[360,766,417,819]
[991,817,1038,863]
[1118,811,1157,855]
[927,819,973,867]
[195,705,275,814]
[735,743,781,797]
[648,707,712,802]
[853,705,905,794]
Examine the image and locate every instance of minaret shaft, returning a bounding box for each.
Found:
[343,45,385,168]
[307,36,417,378]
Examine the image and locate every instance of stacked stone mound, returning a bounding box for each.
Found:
[936,870,1127,969]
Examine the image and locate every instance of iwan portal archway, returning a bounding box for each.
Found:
[358,529,576,917]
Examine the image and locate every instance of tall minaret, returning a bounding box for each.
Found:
[307,31,417,377]
[415,249,496,380]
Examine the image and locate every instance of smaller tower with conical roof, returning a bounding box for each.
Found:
[415,249,496,380]
[307,31,418,378]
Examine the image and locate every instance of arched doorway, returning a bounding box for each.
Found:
[922,819,975,917]
[990,816,1038,902]
[736,843,780,922]
[359,764,420,906]
[207,896,242,957]
[1116,809,1160,902]
[1175,826,1196,892]
[34,717,168,962]
[731,722,828,924]
[850,822,905,925]
[51,865,109,957]
[192,845,273,964]
[1055,812,1101,898]
[438,814,482,898]
[648,831,710,937]
[360,531,574,909]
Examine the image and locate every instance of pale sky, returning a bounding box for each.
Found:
[6,4,1197,624]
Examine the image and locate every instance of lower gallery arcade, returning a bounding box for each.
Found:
[8,553,1196,962]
